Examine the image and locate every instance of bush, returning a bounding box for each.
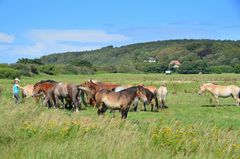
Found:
[116,65,139,73]
[177,61,209,74]
[234,64,240,74]
[209,65,234,74]
[39,65,60,75]
[0,67,21,79]
[143,63,168,73]
[11,64,39,76]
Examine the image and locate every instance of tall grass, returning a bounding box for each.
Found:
[0,73,240,158]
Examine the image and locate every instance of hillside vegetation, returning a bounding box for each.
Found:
[40,39,240,73]
[1,39,240,79]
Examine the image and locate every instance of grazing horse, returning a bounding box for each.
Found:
[198,83,240,106]
[45,83,82,112]
[157,85,168,109]
[95,86,148,119]
[80,80,119,106]
[142,85,159,110]
[115,85,159,111]
[22,85,34,98]
[33,80,58,106]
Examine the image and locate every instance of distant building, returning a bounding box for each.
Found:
[144,57,156,63]
[169,60,181,68]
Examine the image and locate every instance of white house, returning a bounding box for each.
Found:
[144,57,156,63]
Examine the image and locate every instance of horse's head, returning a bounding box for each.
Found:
[136,86,149,104]
[33,83,41,94]
[198,84,207,95]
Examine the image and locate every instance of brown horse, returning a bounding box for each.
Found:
[80,80,119,106]
[45,83,82,112]
[33,80,58,95]
[134,85,159,111]
[94,86,148,119]
[33,80,58,106]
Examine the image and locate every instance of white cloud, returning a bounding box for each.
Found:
[0,29,129,62]
[0,32,15,43]
[28,29,129,43]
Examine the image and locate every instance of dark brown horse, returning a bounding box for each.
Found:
[44,83,82,112]
[94,86,148,119]
[80,80,119,106]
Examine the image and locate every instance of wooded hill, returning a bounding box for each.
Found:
[39,39,240,74]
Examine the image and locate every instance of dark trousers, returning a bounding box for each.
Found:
[14,93,20,104]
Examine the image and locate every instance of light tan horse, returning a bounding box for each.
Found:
[22,85,43,103]
[198,83,240,106]
[22,85,35,98]
[157,85,168,109]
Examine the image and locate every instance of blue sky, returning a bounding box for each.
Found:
[0,0,240,63]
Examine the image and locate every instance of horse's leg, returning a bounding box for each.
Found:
[121,107,129,119]
[54,95,59,109]
[163,98,168,108]
[232,95,240,106]
[155,96,159,109]
[98,103,107,116]
[151,102,154,112]
[80,91,88,107]
[215,96,220,106]
[143,101,147,111]
[132,97,139,112]
[74,97,80,112]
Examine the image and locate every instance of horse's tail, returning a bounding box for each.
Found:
[238,87,240,98]
[78,86,95,97]
[80,91,88,106]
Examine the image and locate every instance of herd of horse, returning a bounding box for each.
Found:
[21,79,240,119]
[22,80,167,119]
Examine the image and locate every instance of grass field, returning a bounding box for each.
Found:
[0,73,240,159]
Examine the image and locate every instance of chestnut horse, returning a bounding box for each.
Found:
[95,86,148,119]
[32,80,58,105]
[80,80,119,106]
[198,83,240,106]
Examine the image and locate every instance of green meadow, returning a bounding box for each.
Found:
[0,73,240,159]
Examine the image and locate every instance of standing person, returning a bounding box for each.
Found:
[12,78,24,104]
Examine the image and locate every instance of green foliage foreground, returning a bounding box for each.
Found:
[0,74,240,159]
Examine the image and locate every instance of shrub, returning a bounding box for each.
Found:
[11,64,39,76]
[177,61,209,74]
[143,63,168,73]
[234,64,240,74]
[0,67,21,79]
[39,65,60,75]
[209,65,234,74]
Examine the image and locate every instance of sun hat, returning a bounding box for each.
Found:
[14,78,20,82]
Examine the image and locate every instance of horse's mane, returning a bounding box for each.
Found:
[119,86,138,94]
[34,80,58,87]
